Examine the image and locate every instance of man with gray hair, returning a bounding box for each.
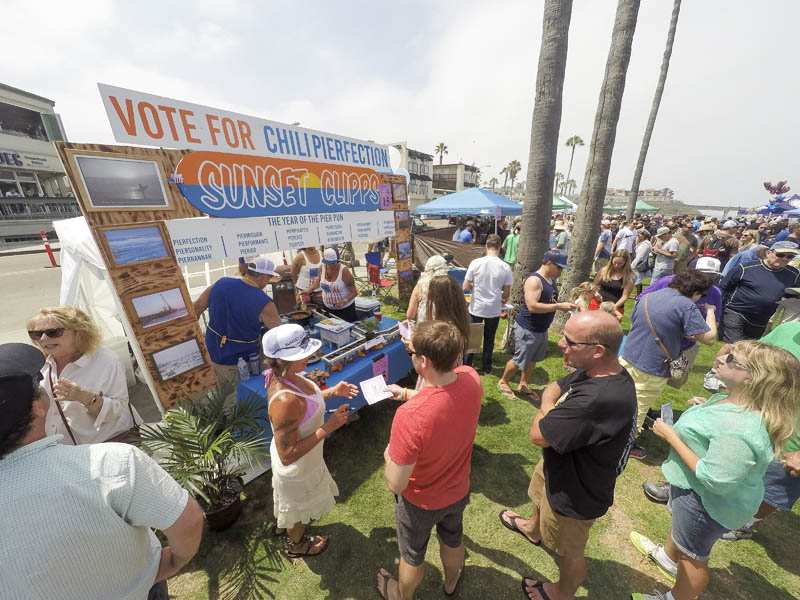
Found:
[498,312,637,600]
[0,343,204,600]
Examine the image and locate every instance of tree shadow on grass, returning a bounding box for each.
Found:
[710,561,799,600]
[753,509,800,578]
[471,444,533,508]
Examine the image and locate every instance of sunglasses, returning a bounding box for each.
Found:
[774,253,795,259]
[28,328,65,341]
[722,352,748,370]
[563,334,603,348]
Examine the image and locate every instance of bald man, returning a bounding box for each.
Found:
[499,312,637,600]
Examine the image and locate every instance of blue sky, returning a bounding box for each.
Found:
[5,0,799,207]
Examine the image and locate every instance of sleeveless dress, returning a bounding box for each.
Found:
[269,377,339,528]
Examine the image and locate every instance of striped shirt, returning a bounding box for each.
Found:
[0,436,188,600]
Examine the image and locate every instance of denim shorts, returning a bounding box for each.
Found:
[763,459,800,511]
[668,486,728,562]
[512,325,548,369]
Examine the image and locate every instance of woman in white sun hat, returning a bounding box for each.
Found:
[264,324,358,558]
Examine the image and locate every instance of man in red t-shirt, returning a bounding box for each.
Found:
[375,321,482,600]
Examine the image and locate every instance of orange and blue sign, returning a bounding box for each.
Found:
[174,151,382,218]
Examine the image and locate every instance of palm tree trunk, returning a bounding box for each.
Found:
[566,145,576,181]
[626,0,681,220]
[558,0,640,327]
[503,172,509,192]
[511,0,573,303]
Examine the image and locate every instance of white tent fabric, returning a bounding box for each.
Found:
[52,217,137,388]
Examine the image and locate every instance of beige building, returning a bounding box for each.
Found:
[432,162,479,197]
[391,142,434,211]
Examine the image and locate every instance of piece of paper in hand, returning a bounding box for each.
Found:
[360,374,393,405]
[661,402,674,426]
[398,320,412,340]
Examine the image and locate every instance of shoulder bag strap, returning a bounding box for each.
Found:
[48,369,77,445]
[642,296,674,362]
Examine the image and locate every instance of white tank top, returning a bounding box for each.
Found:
[296,250,322,292]
[321,264,354,309]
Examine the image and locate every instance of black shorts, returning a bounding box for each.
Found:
[395,494,469,567]
[721,308,766,343]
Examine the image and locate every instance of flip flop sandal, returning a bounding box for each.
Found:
[499,510,541,547]
[498,381,515,398]
[443,568,464,597]
[286,534,329,559]
[376,567,399,600]
[521,577,553,600]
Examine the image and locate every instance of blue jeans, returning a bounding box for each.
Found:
[763,459,800,511]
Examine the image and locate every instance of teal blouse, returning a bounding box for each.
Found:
[661,393,774,530]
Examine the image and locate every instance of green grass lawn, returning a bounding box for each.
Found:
[169,300,800,599]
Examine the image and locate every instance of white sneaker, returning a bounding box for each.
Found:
[631,592,667,600]
[629,532,677,582]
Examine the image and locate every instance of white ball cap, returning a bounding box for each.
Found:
[322,248,339,264]
[262,324,322,361]
[695,256,721,274]
[246,256,279,276]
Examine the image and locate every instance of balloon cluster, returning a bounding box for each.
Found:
[764,181,791,195]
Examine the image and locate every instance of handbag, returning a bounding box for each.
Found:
[642,296,690,388]
[49,370,140,444]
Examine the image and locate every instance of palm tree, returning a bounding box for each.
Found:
[553,171,564,195]
[566,178,577,196]
[500,166,509,192]
[626,0,681,219]
[559,0,641,315]
[507,160,522,196]
[434,142,448,165]
[511,0,574,302]
[564,134,584,181]
[489,177,499,191]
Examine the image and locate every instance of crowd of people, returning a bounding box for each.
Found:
[1,210,800,599]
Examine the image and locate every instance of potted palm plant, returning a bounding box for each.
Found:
[139,384,267,531]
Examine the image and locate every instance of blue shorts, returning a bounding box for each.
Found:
[762,459,800,511]
[668,486,728,562]
[512,325,549,369]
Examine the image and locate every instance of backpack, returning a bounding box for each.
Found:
[703,236,727,259]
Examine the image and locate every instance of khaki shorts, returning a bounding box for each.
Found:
[619,357,668,430]
[527,460,595,559]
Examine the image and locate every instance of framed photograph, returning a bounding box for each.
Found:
[101,223,170,266]
[151,338,206,381]
[391,182,407,205]
[130,288,190,329]
[398,241,412,260]
[74,155,170,210]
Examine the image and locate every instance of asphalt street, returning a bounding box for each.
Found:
[0,252,63,344]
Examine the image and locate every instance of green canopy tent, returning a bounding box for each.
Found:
[604,199,658,214]
[552,195,576,211]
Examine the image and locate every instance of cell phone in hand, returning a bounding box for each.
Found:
[661,403,674,426]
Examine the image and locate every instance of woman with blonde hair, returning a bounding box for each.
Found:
[594,249,635,316]
[26,306,138,444]
[406,255,450,322]
[630,340,799,600]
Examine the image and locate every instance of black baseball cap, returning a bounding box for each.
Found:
[0,343,45,383]
[0,344,45,449]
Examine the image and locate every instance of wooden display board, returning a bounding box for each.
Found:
[57,141,406,409]
[57,143,215,408]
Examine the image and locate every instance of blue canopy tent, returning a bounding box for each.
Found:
[412,188,522,217]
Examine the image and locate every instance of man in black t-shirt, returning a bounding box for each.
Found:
[498,311,636,600]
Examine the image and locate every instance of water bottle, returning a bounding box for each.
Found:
[237,357,250,381]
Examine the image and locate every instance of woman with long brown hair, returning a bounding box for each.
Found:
[594,249,635,316]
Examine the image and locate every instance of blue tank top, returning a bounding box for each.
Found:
[206,277,272,365]
[515,272,557,332]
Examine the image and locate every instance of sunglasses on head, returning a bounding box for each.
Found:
[27,328,65,341]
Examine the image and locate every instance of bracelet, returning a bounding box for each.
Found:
[402,388,408,402]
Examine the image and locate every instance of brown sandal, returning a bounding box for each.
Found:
[286,534,329,558]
